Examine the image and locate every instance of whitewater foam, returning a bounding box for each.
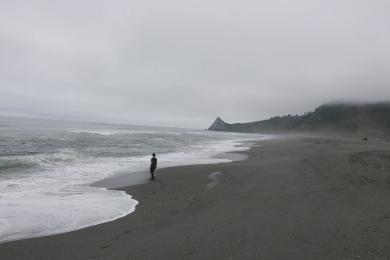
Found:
[0,118,270,243]
[0,138,257,243]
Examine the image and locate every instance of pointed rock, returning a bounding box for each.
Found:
[208,117,229,131]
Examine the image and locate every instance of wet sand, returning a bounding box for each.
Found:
[1,136,390,259]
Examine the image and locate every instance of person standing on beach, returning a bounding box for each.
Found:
[150,153,157,180]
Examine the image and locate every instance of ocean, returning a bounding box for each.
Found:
[0,116,268,243]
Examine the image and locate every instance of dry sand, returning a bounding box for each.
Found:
[1,136,390,259]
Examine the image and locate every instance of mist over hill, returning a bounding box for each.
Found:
[209,102,390,137]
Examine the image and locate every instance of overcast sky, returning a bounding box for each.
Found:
[1,0,389,128]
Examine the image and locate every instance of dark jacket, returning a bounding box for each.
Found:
[150,157,157,169]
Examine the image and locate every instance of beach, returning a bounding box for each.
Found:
[1,136,390,259]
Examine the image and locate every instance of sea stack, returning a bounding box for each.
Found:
[208,117,228,131]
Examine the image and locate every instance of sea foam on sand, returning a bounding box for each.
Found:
[0,136,268,243]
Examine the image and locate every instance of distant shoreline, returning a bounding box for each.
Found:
[209,102,390,138]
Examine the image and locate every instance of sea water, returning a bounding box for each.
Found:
[0,116,268,243]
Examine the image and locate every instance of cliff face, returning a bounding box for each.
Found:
[208,117,229,131]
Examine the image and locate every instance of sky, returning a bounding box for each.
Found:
[1,0,389,128]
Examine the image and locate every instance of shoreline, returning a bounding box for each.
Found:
[1,136,390,259]
[92,138,259,190]
[0,135,263,244]
[93,150,251,190]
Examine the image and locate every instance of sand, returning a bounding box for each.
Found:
[1,136,390,259]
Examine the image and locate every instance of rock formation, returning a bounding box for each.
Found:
[208,117,229,131]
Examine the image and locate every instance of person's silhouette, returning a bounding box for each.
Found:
[150,153,157,180]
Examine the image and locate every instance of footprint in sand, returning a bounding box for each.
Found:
[206,171,222,190]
